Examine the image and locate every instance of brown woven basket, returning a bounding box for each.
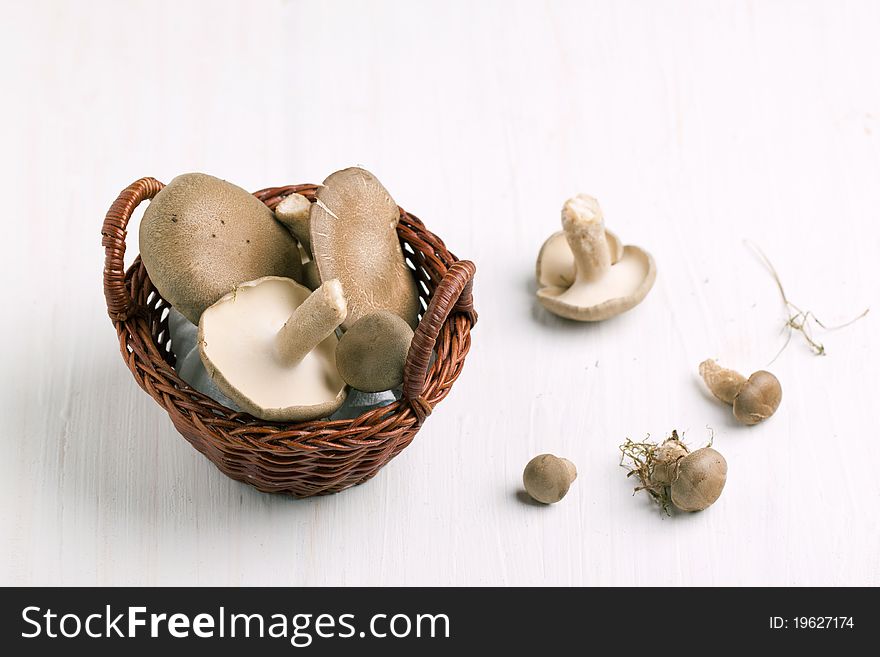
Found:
[102,177,477,497]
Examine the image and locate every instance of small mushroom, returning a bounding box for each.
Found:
[198,276,348,422]
[621,431,727,513]
[699,360,782,425]
[335,311,414,392]
[522,454,578,504]
[310,167,421,330]
[139,173,303,324]
[670,447,728,512]
[275,192,312,252]
[536,194,656,321]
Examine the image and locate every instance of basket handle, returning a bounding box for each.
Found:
[102,177,165,320]
[403,260,477,424]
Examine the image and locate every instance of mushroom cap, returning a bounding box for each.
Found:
[198,276,346,422]
[335,311,414,392]
[670,447,727,512]
[139,173,303,324]
[733,370,782,425]
[310,167,421,330]
[536,245,657,321]
[275,192,312,252]
[535,229,624,288]
[522,454,577,504]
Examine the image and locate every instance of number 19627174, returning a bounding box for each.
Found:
[770,617,854,629]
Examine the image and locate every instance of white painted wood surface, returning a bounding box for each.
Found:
[2,0,879,586]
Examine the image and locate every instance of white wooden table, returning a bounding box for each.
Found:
[2,0,879,586]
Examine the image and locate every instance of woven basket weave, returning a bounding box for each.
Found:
[102,177,477,497]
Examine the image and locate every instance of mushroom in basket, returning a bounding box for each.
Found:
[138,172,304,324]
[310,167,421,330]
[198,277,348,422]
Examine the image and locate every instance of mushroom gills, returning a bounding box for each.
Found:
[539,246,652,307]
[201,279,344,410]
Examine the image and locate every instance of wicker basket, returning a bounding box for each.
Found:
[102,177,477,497]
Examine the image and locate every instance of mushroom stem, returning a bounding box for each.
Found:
[276,279,347,367]
[562,194,612,283]
[699,359,746,405]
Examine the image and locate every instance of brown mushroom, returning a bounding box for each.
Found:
[523,454,578,504]
[139,173,302,324]
[670,447,728,512]
[699,360,782,425]
[335,311,414,392]
[310,167,420,330]
[621,431,727,513]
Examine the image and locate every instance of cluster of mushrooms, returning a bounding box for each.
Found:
[140,171,785,511]
[522,195,783,513]
[139,168,420,422]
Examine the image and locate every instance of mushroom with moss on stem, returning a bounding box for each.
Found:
[536,195,656,321]
[522,454,577,504]
[310,167,421,330]
[699,360,782,425]
[198,276,348,422]
[620,431,727,513]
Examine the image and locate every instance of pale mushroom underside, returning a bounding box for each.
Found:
[537,246,656,321]
[198,277,346,422]
[536,229,624,288]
